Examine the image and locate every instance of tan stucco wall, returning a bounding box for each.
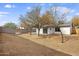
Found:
[76,28,79,34]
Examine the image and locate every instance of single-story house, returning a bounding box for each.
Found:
[32,24,72,35]
[59,24,71,35]
[16,26,30,34]
[32,25,55,35]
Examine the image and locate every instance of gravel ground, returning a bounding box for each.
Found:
[0,33,70,56]
[18,33,79,56]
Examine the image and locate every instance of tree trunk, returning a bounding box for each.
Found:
[38,28,40,36]
[29,27,32,35]
[38,23,41,36]
[60,30,64,43]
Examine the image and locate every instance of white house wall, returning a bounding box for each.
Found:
[32,27,71,35]
[48,28,55,34]
[34,28,43,35]
[60,27,71,35]
[34,28,55,35]
[39,28,43,34]
[31,28,37,34]
[36,28,38,34]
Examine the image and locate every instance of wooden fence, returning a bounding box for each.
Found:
[0,27,16,34]
[0,27,29,34]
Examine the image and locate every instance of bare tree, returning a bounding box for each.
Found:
[19,6,41,36]
[19,15,30,29]
[49,6,70,43]
[19,6,55,36]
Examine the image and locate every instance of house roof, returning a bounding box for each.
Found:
[58,24,71,27]
[32,24,71,28]
[42,25,55,28]
[43,24,71,28]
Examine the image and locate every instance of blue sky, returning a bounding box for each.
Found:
[0,3,79,26]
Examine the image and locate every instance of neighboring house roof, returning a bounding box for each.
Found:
[58,24,71,27]
[19,27,25,29]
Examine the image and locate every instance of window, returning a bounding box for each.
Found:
[50,28,51,30]
[55,27,60,32]
[32,28,36,32]
[43,28,47,33]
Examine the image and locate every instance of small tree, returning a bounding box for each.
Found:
[3,22,17,29]
[49,6,69,43]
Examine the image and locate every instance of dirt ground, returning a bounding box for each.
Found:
[18,33,79,56]
[0,33,70,56]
